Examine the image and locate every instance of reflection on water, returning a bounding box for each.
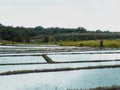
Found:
[49,53,120,62]
[0,46,120,90]
[0,44,120,54]
[1,61,120,73]
[0,68,120,90]
[0,56,46,64]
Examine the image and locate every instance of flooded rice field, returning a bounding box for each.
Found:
[48,53,120,62]
[0,61,120,73]
[1,68,120,90]
[0,56,45,64]
[0,45,120,90]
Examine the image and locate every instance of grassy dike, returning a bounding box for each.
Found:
[58,39,120,48]
[42,54,55,63]
[1,39,120,48]
[1,64,120,76]
[1,59,120,66]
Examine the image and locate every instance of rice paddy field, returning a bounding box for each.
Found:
[0,45,120,90]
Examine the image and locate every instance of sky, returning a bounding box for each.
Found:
[0,0,120,31]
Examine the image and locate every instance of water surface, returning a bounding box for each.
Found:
[0,68,120,90]
[49,53,120,62]
[0,56,45,64]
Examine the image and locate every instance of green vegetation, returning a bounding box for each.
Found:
[42,54,55,63]
[58,39,120,48]
[2,39,120,48]
[0,23,120,48]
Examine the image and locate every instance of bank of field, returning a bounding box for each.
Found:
[1,39,120,48]
[58,39,120,48]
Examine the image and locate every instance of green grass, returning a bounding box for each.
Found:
[1,40,57,45]
[1,39,120,48]
[58,39,120,48]
[1,40,29,45]
[42,54,55,63]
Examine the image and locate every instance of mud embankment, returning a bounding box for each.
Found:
[0,64,120,76]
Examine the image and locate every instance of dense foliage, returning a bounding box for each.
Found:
[0,23,120,43]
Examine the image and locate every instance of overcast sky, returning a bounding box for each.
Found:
[0,0,120,31]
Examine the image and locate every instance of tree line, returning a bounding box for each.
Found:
[0,23,120,43]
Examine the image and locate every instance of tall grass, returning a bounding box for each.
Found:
[58,39,120,48]
[1,39,120,48]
